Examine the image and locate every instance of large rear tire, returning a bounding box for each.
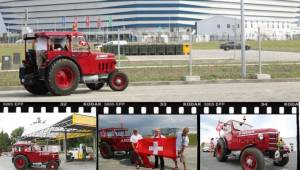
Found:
[216,139,229,162]
[47,59,80,96]
[108,71,128,91]
[86,83,105,91]
[240,147,265,170]
[23,80,49,95]
[14,155,29,170]
[274,155,289,166]
[99,142,114,159]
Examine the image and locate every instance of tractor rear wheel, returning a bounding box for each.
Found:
[274,155,289,166]
[108,71,128,91]
[99,142,114,159]
[24,80,49,95]
[86,83,105,91]
[47,59,80,96]
[240,147,265,170]
[216,139,229,162]
[14,155,29,170]
[47,161,59,170]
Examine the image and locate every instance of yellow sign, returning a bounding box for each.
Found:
[72,114,96,127]
[183,43,191,55]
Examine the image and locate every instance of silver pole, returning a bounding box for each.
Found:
[258,27,262,74]
[189,33,193,76]
[241,0,246,78]
[25,8,28,28]
[118,29,121,68]
[233,18,237,59]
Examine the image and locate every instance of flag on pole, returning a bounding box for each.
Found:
[97,17,102,28]
[216,121,223,136]
[136,137,177,159]
[86,16,90,28]
[73,17,78,32]
[74,17,78,25]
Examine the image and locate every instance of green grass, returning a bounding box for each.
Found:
[2,64,299,86]
[192,40,300,53]
[0,44,24,62]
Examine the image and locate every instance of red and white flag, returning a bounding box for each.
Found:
[86,16,90,28]
[216,121,223,136]
[136,137,176,159]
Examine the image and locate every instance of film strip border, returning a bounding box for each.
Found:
[0,102,299,114]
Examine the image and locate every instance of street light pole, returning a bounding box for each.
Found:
[241,0,247,78]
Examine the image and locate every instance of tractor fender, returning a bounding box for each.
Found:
[46,56,82,76]
[239,144,257,159]
[218,137,228,149]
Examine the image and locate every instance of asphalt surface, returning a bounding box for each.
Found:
[0,82,299,102]
[200,151,297,170]
[127,50,300,62]
[0,155,96,170]
[99,147,197,170]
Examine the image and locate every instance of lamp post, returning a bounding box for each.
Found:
[241,0,247,78]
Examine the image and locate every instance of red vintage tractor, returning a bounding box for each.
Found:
[11,142,60,170]
[99,128,135,162]
[20,32,128,96]
[215,119,290,170]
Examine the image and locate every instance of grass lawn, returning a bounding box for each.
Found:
[192,40,300,53]
[0,44,24,62]
[1,63,299,86]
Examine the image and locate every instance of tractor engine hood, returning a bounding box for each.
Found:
[93,52,115,60]
[238,128,279,136]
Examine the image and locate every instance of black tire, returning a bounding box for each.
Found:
[47,161,59,170]
[99,142,114,159]
[14,155,29,170]
[108,71,129,91]
[23,80,49,95]
[274,155,289,166]
[240,147,265,170]
[216,139,228,162]
[86,83,105,91]
[46,59,80,96]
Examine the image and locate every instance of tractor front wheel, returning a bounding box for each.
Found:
[23,80,49,95]
[47,161,59,170]
[14,155,29,170]
[86,83,105,91]
[274,155,289,166]
[47,59,80,96]
[99,142,114,159]
[108,71,128,91]
[216,139,228,162]
[240,147,265,170]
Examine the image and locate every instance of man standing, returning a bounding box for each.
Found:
[152,128,165,170]
[174,128,189,170]
[130,129,143,169]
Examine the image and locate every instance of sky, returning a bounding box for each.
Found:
[0,113,95,136]
[99,115,197,135]
[200,115,297,143]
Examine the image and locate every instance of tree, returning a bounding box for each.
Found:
[0,130,11,152]
[10,127,24,144]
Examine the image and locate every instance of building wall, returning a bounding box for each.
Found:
[0,0,299,34]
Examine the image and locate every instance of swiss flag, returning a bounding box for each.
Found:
[86,16,90,28]
[136,137,176,159]
[216,121,223,136]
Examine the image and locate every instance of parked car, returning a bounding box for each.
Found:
[220,41,251,51]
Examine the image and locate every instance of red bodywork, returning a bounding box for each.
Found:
[12,143,60,166]
[25,32,116,75]
[99,128,132,152]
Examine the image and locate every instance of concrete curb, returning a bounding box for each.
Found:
[0,78,300,91]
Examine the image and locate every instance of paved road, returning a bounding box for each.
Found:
[0,82,299,102]
[128,50,300,62]
[0,156,96,170]
[200,151,297,170]
[99,147,197,170]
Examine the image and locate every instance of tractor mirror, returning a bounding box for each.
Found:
[79,41,88,46]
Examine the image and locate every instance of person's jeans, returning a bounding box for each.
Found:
[154,155,164,169]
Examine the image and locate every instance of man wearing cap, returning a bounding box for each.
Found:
[173,128,189,170]
[152,128,165,170]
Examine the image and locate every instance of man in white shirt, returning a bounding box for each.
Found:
[174,128,189,170]
[152,128,165,170]
[130,129,143,169]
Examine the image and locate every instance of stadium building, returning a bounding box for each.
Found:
[0,0,299,40]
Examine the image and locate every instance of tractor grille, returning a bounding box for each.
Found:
[99,62,114,73]
[268,133,278,147]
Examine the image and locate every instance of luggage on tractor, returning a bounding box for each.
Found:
[12,142,60,170]
[20,32,128,96]
[99,128,136,164]
[215,118,290,170]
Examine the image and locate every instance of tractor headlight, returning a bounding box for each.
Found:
[258,133,264,140]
